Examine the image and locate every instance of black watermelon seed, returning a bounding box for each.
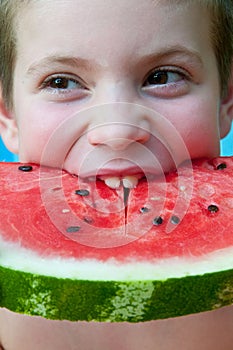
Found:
[140,207,150,213]
[75,189,90,196]
[217,163,227,170]
[208,204,219,213]
[153,216,163,226]
[66,226,81,233]
[170,215,180,225]
[83,216,93,224]
[18,165,33,172]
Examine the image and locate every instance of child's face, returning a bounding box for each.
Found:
[3,0,230,186]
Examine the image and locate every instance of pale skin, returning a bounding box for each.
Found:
[0,306,233,350]
[0,0,233,349]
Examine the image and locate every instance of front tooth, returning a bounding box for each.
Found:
[104,177,121,189]
[122,176,138,189]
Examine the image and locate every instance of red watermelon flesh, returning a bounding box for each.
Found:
[1,157,233,322]
[0,157,233,260]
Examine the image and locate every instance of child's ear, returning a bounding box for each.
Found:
[0,87,19,154]
[219,68,233,138]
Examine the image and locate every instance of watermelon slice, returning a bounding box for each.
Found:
[0,157,233,322]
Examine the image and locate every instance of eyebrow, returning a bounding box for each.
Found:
[26,45,204,77]
[141,44,204,68]
[26,55,97,76]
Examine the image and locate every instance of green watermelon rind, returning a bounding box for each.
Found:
[1,238,233,322]
[1,264,233,322]
[1,158,233,322]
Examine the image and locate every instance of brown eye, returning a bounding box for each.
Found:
[48,77,79,89]
[39,74,90,101]
[144,70,184,87]
[41,75,82,91]
[49,77,69,89]
[147,71,169,85]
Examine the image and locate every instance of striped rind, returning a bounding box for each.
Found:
[1,158,233,321]
[1,264,233,322]
[1,239,233,321]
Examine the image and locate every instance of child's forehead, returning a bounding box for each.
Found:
[15,0,212,51]
[14,0,213,64]
[17,0,208,35]
[18,0,199,17]
[13,0,215,84]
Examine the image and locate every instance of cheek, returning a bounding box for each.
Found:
[17,125,51,163]
[15,104,64,162]
[63,137,94,175]
[148,93,220,160]
[16,103,90,165]
[170,97,220,158]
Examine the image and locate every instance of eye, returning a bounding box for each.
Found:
[142,67,191,98]
[144,70,185,86]
[41,75,83,90]
[48,77,78,89]
[38,74,90,101]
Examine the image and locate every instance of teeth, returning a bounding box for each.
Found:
[104,177,121,189]
[122,176,138,189]
[103,175,139,189]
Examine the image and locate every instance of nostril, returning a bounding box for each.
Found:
[87,128,103,146]
[88,134,134,150]
[87,122,151,149]
[137,129,151,144]
[105,138,135,151]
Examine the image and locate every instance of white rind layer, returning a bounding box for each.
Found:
[0,237,233,281]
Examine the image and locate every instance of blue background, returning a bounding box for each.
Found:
[0,124,233,161]
[220,123,233,156]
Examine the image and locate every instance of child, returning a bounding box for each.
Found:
[0,0,233,349]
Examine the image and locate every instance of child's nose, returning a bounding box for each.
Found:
[88,123,150,150]
[87,105,151,151]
